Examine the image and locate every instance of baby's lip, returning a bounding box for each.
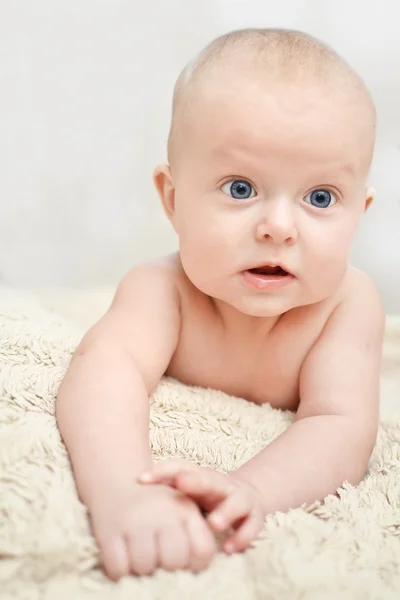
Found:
[245,263,294,277]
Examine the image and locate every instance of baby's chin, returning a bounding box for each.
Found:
[232,299,293,318]
[219,294,299,319]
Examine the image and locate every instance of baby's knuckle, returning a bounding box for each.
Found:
[133,560,154,577]
[162,553,186,571]
[97,533,117,556]
[191,528,216,559]
[104,555,128,581]
[181,498,199,515]
[195,542,215,562]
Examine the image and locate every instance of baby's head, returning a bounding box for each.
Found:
[154,28,376,317]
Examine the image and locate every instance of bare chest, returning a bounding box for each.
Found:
[167,307,326,411]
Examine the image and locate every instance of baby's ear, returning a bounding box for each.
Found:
[153,164,177,227]
[364,186,375,211]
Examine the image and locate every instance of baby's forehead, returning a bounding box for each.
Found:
[190,72,371,138]
[168,31,376,169]
[175,77,375,177]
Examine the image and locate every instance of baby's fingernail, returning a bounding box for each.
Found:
[210,513,226,528]
[138,472,152,482]
[224,542,234,554]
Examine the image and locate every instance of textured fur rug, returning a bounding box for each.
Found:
[0,289,399,600]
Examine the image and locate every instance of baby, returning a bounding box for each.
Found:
[56,28,385,580]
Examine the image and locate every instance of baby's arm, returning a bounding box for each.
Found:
[143,272,385,554]
[56,263,179,508]
[56,261,216,578]
[233,271,385,513]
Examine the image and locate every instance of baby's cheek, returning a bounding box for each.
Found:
[308,244,349,297]
[181,220,227,260]
[179,235,231,298]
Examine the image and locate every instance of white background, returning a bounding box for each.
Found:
[0,0,399,312]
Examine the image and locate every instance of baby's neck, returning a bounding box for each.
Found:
[210,297,281,338]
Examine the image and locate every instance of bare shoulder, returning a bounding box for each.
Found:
[335,266,385,329]
[77,254,184,391]
[114,253,182,307]
[115,252,207,316]
[297,266,385,425]
[313,265,386,361]
[80,252,182,351]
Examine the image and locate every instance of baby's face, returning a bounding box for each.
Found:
[163,78,374,317]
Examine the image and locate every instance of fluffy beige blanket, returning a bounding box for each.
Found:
[0,289,399,600]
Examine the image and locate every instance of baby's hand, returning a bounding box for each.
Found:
[139,460,266,555]
[89,482,217,580]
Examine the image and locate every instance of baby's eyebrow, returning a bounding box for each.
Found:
[214,143,357,171]
[301,161,357,180]
[336,164,356,176]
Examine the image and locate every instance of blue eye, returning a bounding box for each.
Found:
[304,189,337,209]
[221,180,256,201]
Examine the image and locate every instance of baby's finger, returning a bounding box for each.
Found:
[128,530,157,576]
[185,513,217,572]
[138,459,198,483]
[208,491,251,532]
[175,471,231,505]
[100,535,130,581]
[222,511,265,554]
[158,524,190,571]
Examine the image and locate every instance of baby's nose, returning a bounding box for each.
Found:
[255,199,297,244]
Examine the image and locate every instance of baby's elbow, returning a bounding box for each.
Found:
[347,460,369,488]
[347,429,377,486]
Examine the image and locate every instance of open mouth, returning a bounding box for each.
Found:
[243,263,294,290]
[248,265,289,276]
